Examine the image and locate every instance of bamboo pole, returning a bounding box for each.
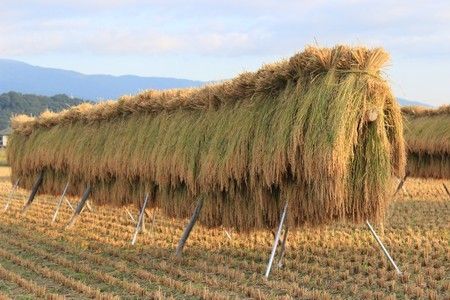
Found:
[393,175,408,196]
[65,198,75,211]
[175,196,204,257]
[65,185,91,229]
[366,220,401,275]
[86,201,94,212]
[21,171,44,213]
[265,201,288,278]
[150,209,157,229]
[224,229,232,241]
[131,193,150,246]
[51,181,70,223]
[443,183,450,198]
[3,178,20,212]
[125,207,137,224]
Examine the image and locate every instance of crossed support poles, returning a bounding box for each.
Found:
[393,174,408,196]
[50,181,94,224]
[6,172,407,277]
[52,181,71,223]
[264,202,402,279]
[277,226,289,268]
[3,172,45,214]
[65,185,92,229]
[125,207,137,224]
[131,193,150,245]
[2,178,21,212]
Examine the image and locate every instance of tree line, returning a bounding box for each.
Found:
[0,91,88,130]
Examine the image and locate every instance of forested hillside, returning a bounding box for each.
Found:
[0,91,87,130]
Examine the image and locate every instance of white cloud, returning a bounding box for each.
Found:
[1,0,450,104]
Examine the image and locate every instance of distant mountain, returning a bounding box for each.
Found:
[397,97,431,107]
[0,91,86,130]
[0,59,204,101]
[0,58,434,108]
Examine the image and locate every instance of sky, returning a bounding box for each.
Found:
[1,0,449,106]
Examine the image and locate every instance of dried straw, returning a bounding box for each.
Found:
[8,45,405,231]
[403,105,450,179]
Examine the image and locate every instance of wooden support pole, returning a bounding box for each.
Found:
[271,230,280,245]
[80,200,93,214]
[150,209,157,229]
[52,181,70,223]
[65,198,75,211]
[131,193,150,245]
[224,229,232,241]
[125,207,137,224]
[21,171,44,213]
[3,178,20,212]
[86,201,94,212]
[277,227,289,268]
[393,175,408,196]
[443,183,450,198]
[175,196,204,257]
[265,201,288,278]
[366,220,401,275]
[65,185,91,229]
[402,185,408,194]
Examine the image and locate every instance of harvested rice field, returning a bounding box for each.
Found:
[0,166,448,299]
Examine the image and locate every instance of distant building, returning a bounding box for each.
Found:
[0,128,11,147]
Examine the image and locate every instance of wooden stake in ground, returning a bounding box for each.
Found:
[139,200,147,233]
[150,209,157,229]
[51,181,70,223]
[2,178,20,212]
[393,175,408,196]
[224,229,232,241]
[131,193,150,246]
[21,171,44,213]
[65,198,75,212]
[80,200,93,214]
[277,227,289,268]
[366,220,401,275]
[265,201,288,278]
[125,207,137,224]
[86,201,94,212]
[65,185,91,229]
[443,183,450,198]
[175,196,204,257]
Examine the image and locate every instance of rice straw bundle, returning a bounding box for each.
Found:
[402,105,450,179]
[8,45,405,231]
